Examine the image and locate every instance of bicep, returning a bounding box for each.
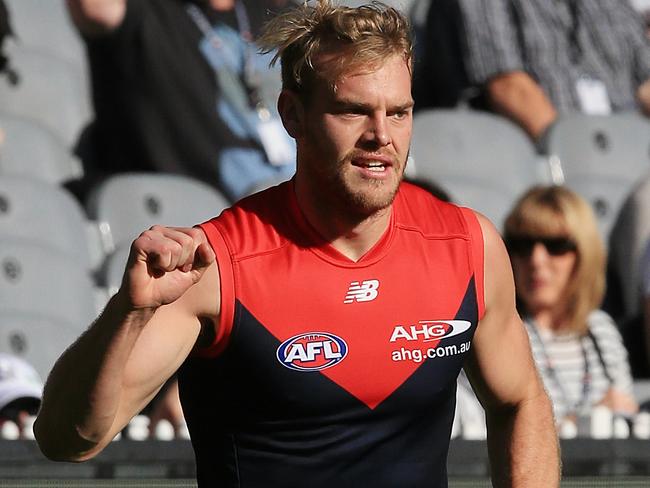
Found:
[464,213,542,410]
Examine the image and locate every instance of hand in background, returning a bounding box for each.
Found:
[597,388,639,415]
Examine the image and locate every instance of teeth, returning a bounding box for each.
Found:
[365,162,386,172]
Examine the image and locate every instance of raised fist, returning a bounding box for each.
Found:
[121,226,215,310]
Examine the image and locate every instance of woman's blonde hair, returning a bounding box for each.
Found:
[256,0,412,98]
[503,185,606,335]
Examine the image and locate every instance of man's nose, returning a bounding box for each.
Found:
[362,113,391,147]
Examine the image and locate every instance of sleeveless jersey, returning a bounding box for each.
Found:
[179,180,485,487]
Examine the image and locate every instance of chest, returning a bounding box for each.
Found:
[225,234,479,413]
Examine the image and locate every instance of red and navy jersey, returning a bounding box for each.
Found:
[179,180,485,487]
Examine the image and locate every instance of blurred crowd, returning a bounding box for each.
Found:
[1,0,650,442]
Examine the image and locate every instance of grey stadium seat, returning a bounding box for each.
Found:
[0,112,83,184]
[0,240,98,329]
[99,243,131,295]
[0,312,82,380]
[0,44,91,147]
[86,173,231,249]
[409,109,542,229]
[542,112,650,240]
[4,0,87,78]
[0,176,103,271]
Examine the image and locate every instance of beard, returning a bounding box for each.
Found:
[310,148,404,220]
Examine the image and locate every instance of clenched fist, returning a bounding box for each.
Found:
[121,226,215,310]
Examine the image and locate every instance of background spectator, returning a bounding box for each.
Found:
[66,0,297,203]
[606,172,650,378]
[503,185,637,425]
[143,378,187,439]
[455,0,650,142]
[0,353,42,439]
[411,0,468,110]
[630,0,650,37]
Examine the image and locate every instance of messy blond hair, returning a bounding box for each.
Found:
[257,0,412,97]
[504,185,606,335]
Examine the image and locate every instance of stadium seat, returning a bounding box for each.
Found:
[99,244,130,294]
[4,0,87,78]
[0,312,83,380]
[86,173,230,250]
[409,109,542,229]
[0,112,82,184]
[0,240,99,329]
[0,43,91,147]
[542,112,650,240]
[0,176,104,271]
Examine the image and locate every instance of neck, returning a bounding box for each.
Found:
[532,308,567,332]
[294,178,392,262]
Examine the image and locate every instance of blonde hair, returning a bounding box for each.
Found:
[504,185,606,335]
[257,0,413,97]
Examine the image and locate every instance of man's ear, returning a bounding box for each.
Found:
[278,89,304,139]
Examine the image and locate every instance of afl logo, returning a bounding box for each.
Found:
[277,332,348,372]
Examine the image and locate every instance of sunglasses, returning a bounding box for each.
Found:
[505,235,577,257]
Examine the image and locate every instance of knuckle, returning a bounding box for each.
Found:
[186,227,204,241]
[163,240,184,256]
[178,232,194,248]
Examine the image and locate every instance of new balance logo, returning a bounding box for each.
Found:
[344,279,380,304]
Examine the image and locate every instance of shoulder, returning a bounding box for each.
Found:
[587,310,624,340]
[395,181,471,236]
[201,182,293,259]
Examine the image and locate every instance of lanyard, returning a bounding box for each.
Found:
[186,1,264,110]
[567,0,582,64]
[529,322,592,416]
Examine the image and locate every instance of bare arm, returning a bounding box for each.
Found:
[66,0,126,36]
[464,213,560,487]
[638,79,650,117]
[486,71,558,141]
[34,226,218,461]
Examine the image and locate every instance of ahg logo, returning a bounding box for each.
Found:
[344,279,380,304]
[389,320,472,343]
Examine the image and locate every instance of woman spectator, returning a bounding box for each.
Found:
[503,185,638,426]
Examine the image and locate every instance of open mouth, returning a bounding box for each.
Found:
[362,161,388,173]
[351,156,393,175]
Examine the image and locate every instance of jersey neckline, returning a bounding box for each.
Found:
[286,180,397,268]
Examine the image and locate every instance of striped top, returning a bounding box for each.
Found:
[525,310,635,421]
[458,0,650,113]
